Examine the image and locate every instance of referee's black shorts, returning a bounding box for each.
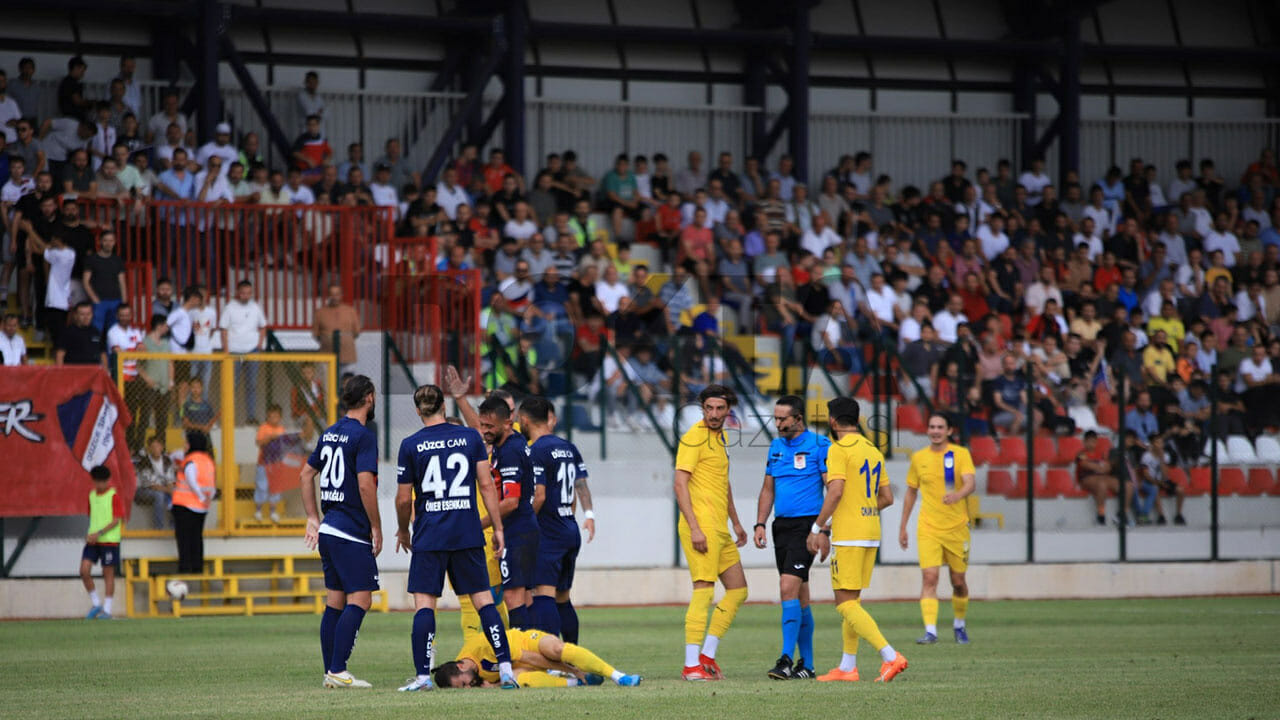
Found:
[772,515,818,582]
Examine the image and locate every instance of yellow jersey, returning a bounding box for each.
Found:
[906,443,976,533]
[825,432,886,545]
[457,628,542,683]
[675,420,730,533]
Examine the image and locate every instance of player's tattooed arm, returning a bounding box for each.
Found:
[575,476,595,542]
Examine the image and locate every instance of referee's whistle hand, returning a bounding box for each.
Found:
[752,526,767,549]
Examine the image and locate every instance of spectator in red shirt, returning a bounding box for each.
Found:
[290,114,331,183]
[957,271,990,322]
[1093,251,1123,293]
[483,148,520,195]
[679,207,713,265]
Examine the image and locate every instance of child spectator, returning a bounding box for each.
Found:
[253,404,287,523]
[80,465,123,619]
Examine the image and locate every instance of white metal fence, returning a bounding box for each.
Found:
[23,78,1280,198]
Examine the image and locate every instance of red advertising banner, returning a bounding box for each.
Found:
[0,367,136,517]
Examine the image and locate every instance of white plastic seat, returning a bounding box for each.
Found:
[1068,406,1098,433]
[1254,435,1280,463]
[629,243,663,271]
[1226,435,1259,464]
[1203,437,1229,461]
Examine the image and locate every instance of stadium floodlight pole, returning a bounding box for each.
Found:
[1025,358,1034,563]
[1116,369,1127,561]
[1209,374,1219,561]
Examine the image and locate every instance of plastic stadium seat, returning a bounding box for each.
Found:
[1166,466,1190,494]
[1068,406,1098,433]
[1188,467,1212,495]
[1218,467,1248,496]
[1245,468,1276,496]
[1093,435,1112,458]
[970,436,999,466]
[1045,468,1086,498]
[628,243,662,270]
[1255,435,1280,463]
[1009,470,1040,499]
[986,470,1014,496]
[1053,435,1084,465]
[1203,437,1229,462]
[997,437,1027,466]
[1033,436,1057,465]
[1225,436,1259,464]
[1095,403,1119,431]
[896,404,926,434]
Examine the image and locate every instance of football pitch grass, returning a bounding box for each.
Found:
[2,597,1278,718]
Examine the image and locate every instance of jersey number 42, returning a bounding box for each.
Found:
[421,452,470,499]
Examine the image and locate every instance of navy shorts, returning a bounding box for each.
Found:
[534,542,580,591]
[82,543,121,570]
[500,531,540,591]
[318,534,380,593]
[408,547,490,597]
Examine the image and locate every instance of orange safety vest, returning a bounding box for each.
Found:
[172,451,216,512]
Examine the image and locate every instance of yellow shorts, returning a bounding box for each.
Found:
[830,545,877,591]
[918,526,970,572]
[484,528,501,587]
[679,524,741,584]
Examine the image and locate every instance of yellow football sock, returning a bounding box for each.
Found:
[841,617,860,656]
[920,597,939,628]
[516,671,571,688]
[560,643,617,678]
[837,599,888,652]
[459,593,508,641]
[707,586,748,639]
[685,586,715,645]
[952,595,969,620]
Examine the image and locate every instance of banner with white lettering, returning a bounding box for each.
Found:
[0,367,135,517]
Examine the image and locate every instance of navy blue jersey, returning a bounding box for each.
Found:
[530,434,586,548]
[492,431,538,536]
[397,422,490,552]
[307,416,379,544]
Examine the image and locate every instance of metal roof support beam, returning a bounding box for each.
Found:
[195,0,223,144]
[1058,8,1082,186]
[502,0,527,177]
[220,34,293,161]
[788,1,811,181]
[423,33,508,187]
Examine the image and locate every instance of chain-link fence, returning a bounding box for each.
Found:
[117,351,336,537]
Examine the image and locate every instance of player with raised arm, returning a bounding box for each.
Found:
[675,384,749,681]
[300,375,381,689]
[520,396,596,641]
[898,412,977,645]
[754,395,829,680]
[393,384,518,692]
[477,396,539,631]
[808,397,907,683]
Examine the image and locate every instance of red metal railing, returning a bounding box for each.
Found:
[384,270,483,393]
[124,261,154,328]
[77,198,396,329]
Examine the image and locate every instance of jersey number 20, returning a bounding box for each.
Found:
[318,445,345,489]
[860,459,881,498]
[422,452,470,499]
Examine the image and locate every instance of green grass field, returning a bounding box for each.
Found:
[2,597,1278,718]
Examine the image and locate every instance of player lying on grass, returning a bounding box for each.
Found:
[433,628,641,689]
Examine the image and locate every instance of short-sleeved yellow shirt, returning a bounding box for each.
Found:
[825,432,886,545]
[906,444,976,533]
[675,421,730,533]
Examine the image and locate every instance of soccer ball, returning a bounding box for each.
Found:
[165,580,189,601]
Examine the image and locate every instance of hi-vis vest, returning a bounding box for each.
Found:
[88,487,121,544]
[172,452,216,512]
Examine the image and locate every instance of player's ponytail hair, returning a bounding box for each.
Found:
[413,384,446,418]
[342,374,376,411]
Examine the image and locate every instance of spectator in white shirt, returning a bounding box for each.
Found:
[1175,248,1206,300]
[1234,281,1266,323]
[196,123,239,177]
[703,179,731,226]
[681,189,713,229]
[105,303,143,378]
[863,273,900,335]
[1073,216,1104,262]
[220,280,268,422]
[594,265,630,315]
[368,163,398,218]
[297,71,325,130]
[932,294,968,344]
[1025,266,1064,316]
[0,73,21,145]
[436,165,469,220]
[155,122,192,171]
[1082,185,1116,238]
[1238,344,1279,429]
[165,286,201,354]
[800,213,841,258]
[0,313,27,365]
[1018,158,1051,206]
[189,287,218,387]
[1243,189,1271,230]
[285,168,315,206]
[978,214,1010,261]
[503,201,538,242]
[1185,189,1213,241]
[147,90,188,144]
[1155,211,1188,267]
[1146,165,1168,209]
[1204,211,1242,267]
[116,55,141,115]
[1168,160,1197,205]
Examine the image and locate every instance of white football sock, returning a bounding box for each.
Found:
[879,644,897,663]
[925,624,937,635]
[684,644,701,667]
[838,653,857,672]
[103,597,113,614]
[566,677,580,687]
[89,590,100,607]
[498,661,514,677]
[610,670,625,682]
[954,618,966,629]
[701,635,719,659]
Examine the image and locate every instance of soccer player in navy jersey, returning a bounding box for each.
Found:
[520,397,596,642]
[394,385,517,692]
[478,396,539,632]
[300,375,381,689]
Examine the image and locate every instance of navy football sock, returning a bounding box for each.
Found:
[798,605,815,667]
[507,604,529,630]
[320,606,341,673]
[780,599,801,660]
[330,604,367,674]
[477,604,512,664]
[411,608,436,677]
[531,595,561,636]
[557,600,579,644]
